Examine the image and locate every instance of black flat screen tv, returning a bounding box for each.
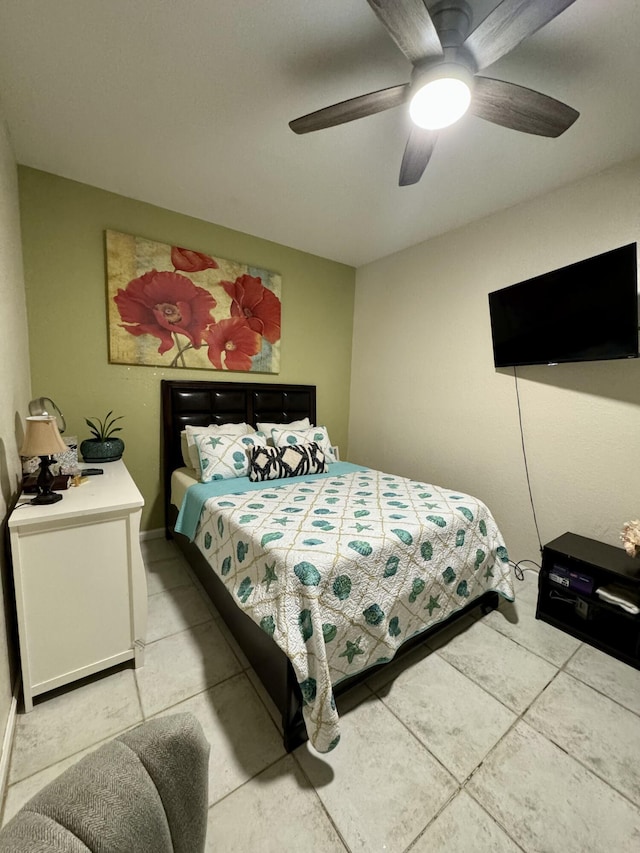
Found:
[489,243,639,367]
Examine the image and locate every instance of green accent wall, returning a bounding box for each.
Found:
[18,167,355,530]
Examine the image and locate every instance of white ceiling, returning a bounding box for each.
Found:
[1,0,639,267]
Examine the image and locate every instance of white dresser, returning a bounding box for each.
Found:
[8,460,147,711]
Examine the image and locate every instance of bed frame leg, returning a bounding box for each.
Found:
[480,591,500,615]
[282,666,307,752]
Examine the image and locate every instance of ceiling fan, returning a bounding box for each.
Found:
[289,0,580,186]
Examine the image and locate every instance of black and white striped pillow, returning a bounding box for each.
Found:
[248,442,327,482]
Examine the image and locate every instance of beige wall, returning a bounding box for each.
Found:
[349,157,640,564]
[18,168,356,531]
[0,112,31,737]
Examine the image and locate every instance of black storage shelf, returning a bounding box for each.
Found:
[536,532,640,670]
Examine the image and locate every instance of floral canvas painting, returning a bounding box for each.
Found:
[106,230,281,373]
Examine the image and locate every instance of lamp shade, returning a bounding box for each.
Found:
[20,416,67,457]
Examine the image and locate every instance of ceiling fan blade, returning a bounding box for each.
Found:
[289,84,409,134]
[366,0,443,64]
[399,126,437,186]
[464,0,578,71]
[471,77,579,137]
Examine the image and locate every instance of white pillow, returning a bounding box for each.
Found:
[184,423,255,473]
[180,431,193,469]
[271,425,337,463]
[256,418,311,441]
[194,432,267,482]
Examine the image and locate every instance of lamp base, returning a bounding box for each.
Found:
[32,454,64,506]
[30,491,63,505]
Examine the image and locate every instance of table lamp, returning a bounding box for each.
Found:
[19,416,68,504]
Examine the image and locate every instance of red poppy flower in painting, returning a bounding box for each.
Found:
[220,274,281,344]
[204,317,262,371]
[114,270,216,355]
[171,246,219,273]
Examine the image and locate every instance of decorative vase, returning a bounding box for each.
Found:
[80,437,125,463]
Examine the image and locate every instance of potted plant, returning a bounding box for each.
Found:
[80,411,125,462]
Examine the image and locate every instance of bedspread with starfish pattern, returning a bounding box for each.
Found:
[190,466,514,752]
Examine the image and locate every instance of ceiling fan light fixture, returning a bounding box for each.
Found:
[409,63,473,130]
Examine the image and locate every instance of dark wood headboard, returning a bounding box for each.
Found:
[161,379,316,533]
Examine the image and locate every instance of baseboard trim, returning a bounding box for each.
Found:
[0,675,20,814]
[139,528,164,541]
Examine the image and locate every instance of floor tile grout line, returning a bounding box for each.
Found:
[521,669,640,812]
[145,614,213,646]
[243,671,284,736]
[430,641,556,719]
[521,723,640,813]
[140,615,231,651]
[145,579,194,596]
[456,660,640,831]
[203,753,297,815]
[375,647,569,849]
[10,631,243,791]
[401,784,528,853]
[175,561,252,670]
[143,551,191,564]
[5,719,141,792]
[140,669,258,724]
[476,606,581,670]
[485,599,640,718]
[392,634,542,852]
[455,789,528,853]
[401,787,460,853]
[558,645,640,719]
[289,749,352,852]
[8,668,269,799]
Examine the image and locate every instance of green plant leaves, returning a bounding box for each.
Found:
[84,411,123,441]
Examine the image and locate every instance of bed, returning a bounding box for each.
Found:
[161,379,514,752]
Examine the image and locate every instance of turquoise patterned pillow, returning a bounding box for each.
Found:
[195,432,267,482]
[271,426,337,463]
[184,423,256,473]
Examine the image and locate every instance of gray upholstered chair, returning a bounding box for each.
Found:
[0,712,210,852]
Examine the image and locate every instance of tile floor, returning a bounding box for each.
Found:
[2,537,640,852]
